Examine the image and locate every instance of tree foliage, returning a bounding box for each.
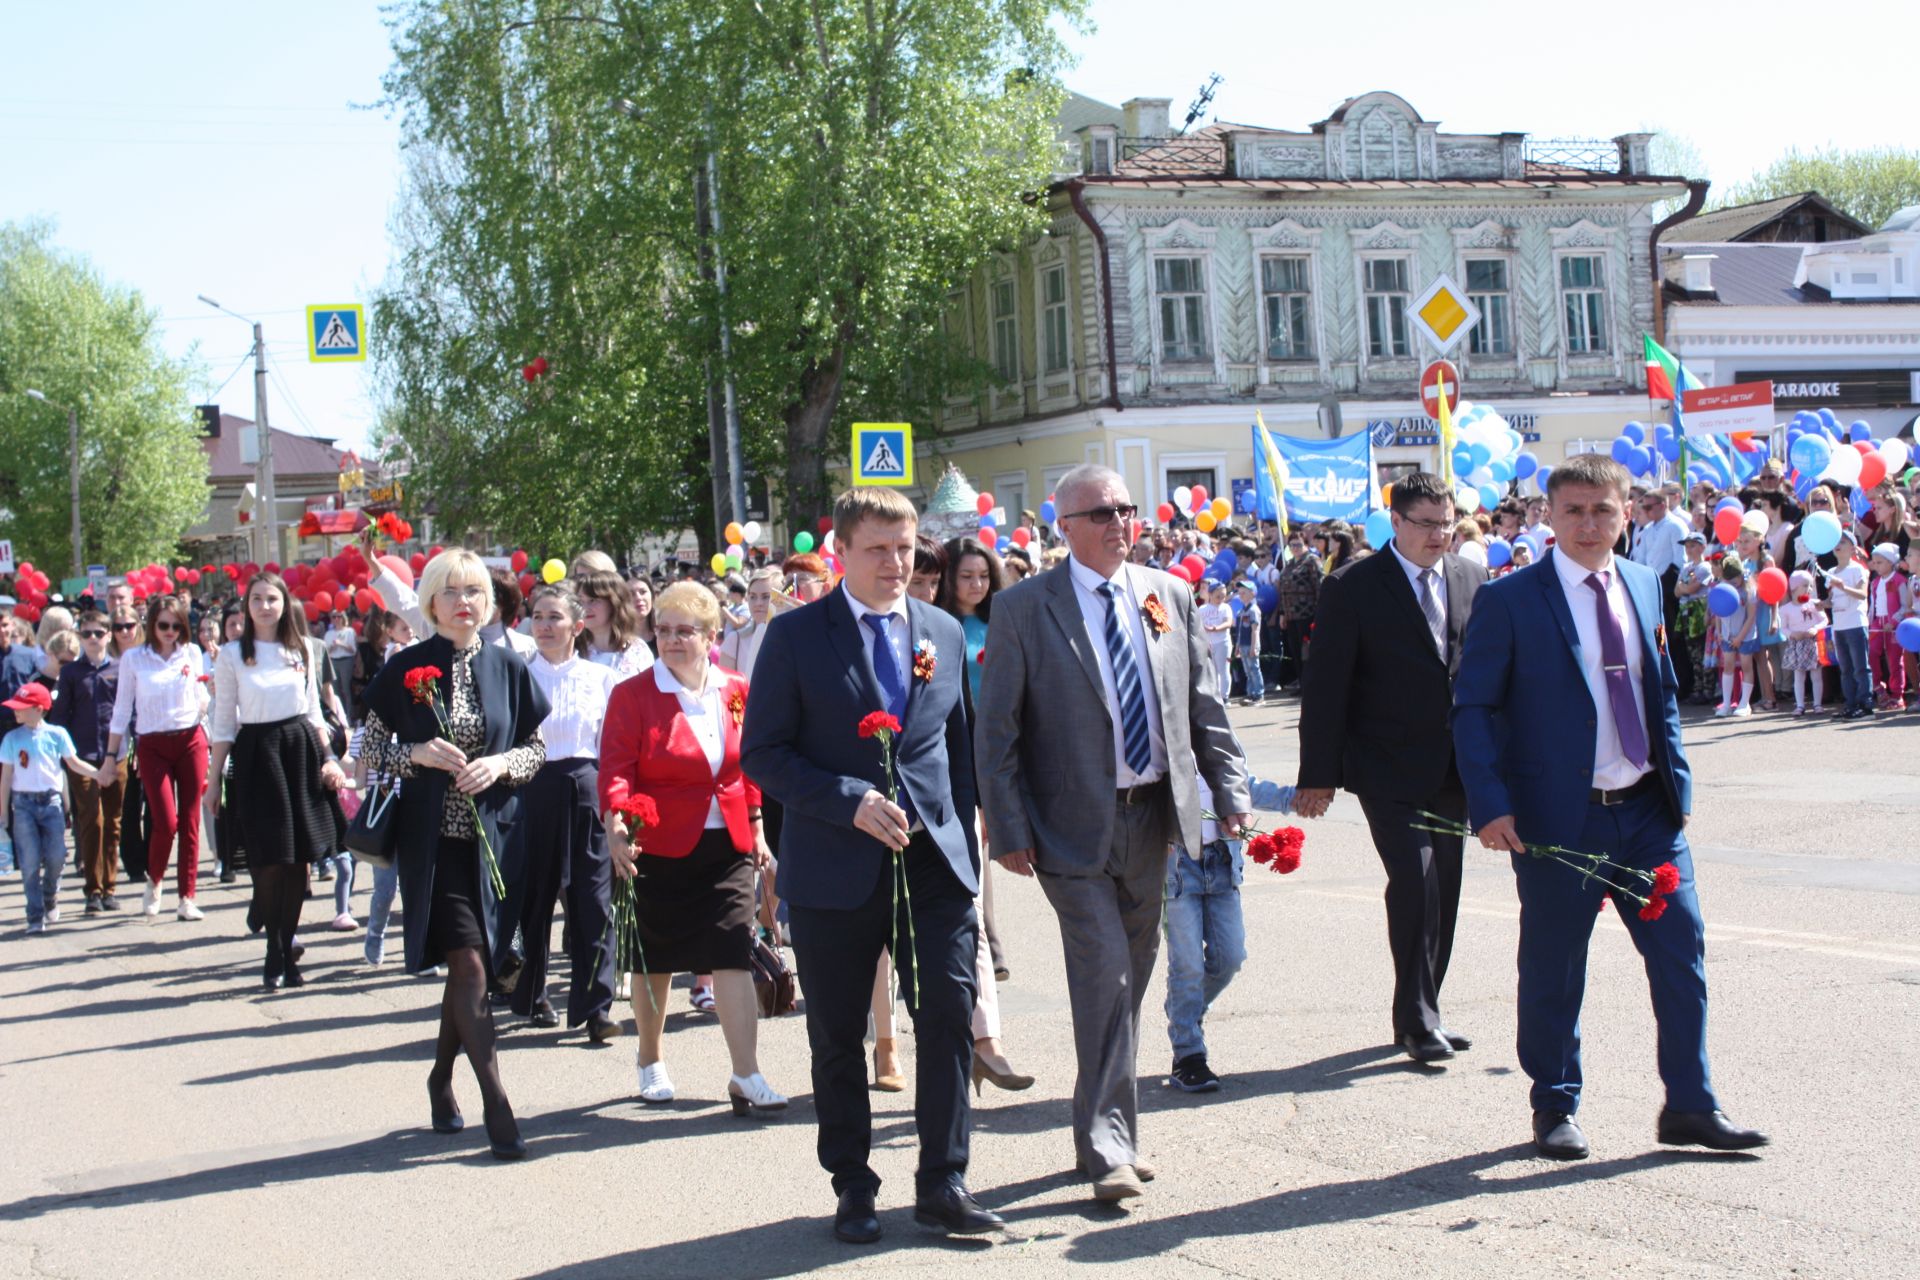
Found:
[0,222,211,575]
[1718,146,1920,231]
[375,0,1080,555]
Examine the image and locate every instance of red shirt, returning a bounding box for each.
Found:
[598,665,760,858]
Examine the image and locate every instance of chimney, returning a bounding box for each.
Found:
[197,404,221,437]
[1680,253,1717,295]
[1122,97,1172,140]
[1615,131,1654,176]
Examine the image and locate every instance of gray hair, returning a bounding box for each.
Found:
[1056,463,1128,512]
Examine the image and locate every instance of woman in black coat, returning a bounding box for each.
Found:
[359,550,549,1159]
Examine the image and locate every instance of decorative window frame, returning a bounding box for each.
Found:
[1252,219,1327,377]
[1451,220,1521,371]
[1142,218,1225,382]
[1032,239,1075,401]
[1550,220,1618,375]
[1350,221,1419,374]
[986,255,1023,403]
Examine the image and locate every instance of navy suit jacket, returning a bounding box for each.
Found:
[741,585,980,911]
[1451,550,1692,853]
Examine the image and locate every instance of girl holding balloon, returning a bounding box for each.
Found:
[1711,558,1758,718]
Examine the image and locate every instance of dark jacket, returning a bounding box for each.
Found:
[49,653,118,764]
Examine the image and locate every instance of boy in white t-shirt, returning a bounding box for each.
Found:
[1197,582,1234,703]
[1,683,105,933]
[1827,532,1872,720]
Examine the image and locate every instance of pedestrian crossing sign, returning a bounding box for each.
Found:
[306,304,366,363]
[851,422,913,486]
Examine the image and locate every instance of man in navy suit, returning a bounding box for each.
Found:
[1453,452,1767,1160]
[743,486,1001,1243]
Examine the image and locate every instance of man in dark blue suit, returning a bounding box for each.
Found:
[1453,452,1767,1161]
[743,486,1000,1243]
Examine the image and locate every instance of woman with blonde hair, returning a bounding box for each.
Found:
[358,549,550,1158]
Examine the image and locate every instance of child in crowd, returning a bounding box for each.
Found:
[1233,581,1264,705]
[1905,545,1920,708]
[1,683,106,933]
[1827,532,1872,720]
[1714,557,1757,718]
[1778,570,1827,716]
[1199,582,1233,702]
[1866,544,1911,711]
[1164,775,1295,1093]
[1675,532,1712,702]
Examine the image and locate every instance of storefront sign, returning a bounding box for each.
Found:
[1733,368,1917,408]
[1680,381,1775,439]
[1367,411,1541,448]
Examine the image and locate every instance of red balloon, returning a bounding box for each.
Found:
[1182,554,1207,577]
[522,365,537,383]
[303,601,321,622]
[1859,454,1888,489]
[312,591,334,613]
[243,562,260,577]
[354,588,379,613]
[510,549,529,573]
[1010,527,1031,547]
[518,573,537,597]
[377,554,413,589]
[264,562,280,576]
[409,552,427,574]
[1156,502,1176,524]
[1190,485,1209,510]
[1712,508,1742,545]
[1755,566,1788,606]
[351,619,365,636]
[977,525,997,548]
[16,561,31,574]
[352,572,370,590]
[430,544,445,559]
[532,356,548,376]
[174,566,189,582]
[202,564,215,574]
[185,570,201,585]
[1852,440,1876,457]
[975,493,995,516]
[1168,563,1194,583]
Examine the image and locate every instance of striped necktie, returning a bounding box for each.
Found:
[1097,582,1155,776]
[1418,568,1446,659]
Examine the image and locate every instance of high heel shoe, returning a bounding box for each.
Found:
[262,945,284,991]
[727,1072,789,1119]
[872,1038,906,1093]
[428,1074,465,1134]
[972,1050,1035,1095]
[484,1102,526,1160]
[282,960,306,989]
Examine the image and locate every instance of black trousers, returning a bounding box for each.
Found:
[1661,565,1692,700]
[1356,783,1465,1039]
[788,832,978,1198]
[511,760,615,1026]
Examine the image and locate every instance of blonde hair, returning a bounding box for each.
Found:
[417,549,496,636]
[653,581,723,637]
[43,629,81,662]
[832,486,917,545]
[36,607,74,647]
[570,550,617,578]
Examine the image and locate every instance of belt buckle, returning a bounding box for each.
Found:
[1599,787,1624,806]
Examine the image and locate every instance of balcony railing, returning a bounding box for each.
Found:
[1524,139,1620,173]
[1118,135,1226,175]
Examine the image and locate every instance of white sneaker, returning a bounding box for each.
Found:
[1712,704,1731,717]
[142,882,162,916]
[25,920,45,935]
[1732,705,1752,718]
[45,905,60,924]
[728,1072,789,1116]
[331,913,359,932]
[637,1060,675,1104]
[176,898,204,921]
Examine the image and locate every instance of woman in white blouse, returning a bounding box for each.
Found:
[107,594,211,921]
[575,569,654,677]
[508,584,623,1037]
[208,573,347,990]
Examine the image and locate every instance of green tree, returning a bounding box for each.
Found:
[0,221,211,577]
[376,0,1079,552]
[1719,146,1920,230]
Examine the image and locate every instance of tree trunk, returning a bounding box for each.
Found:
[782,340,848,538]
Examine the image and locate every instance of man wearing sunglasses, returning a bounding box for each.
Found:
[49,612,124,913]
[976,463,1249,1203]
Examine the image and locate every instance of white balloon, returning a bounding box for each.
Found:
[1822,445,1863,485]
[1456,484,1483,514]
[1879,438,1910,473]
[1173,486,1193,512]
[1457,539,1487,567]
[821,530,836,554]
[1468,465,1493,487]
[742,520,762,544]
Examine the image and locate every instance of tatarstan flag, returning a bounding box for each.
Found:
[1644,334,1704,401]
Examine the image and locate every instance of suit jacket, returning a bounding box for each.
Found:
[741,587,978,911]
[598,666,761,858]
[1451,549,1692,852]
[974,560,1249,875]
[1297,546,1486,801]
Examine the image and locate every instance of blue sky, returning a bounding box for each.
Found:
[5,0,1909,454]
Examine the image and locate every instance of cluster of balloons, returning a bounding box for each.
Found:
[505,548,566,593]
[1784,410,1909,501]
[519,355,550,384]
[1449,402,1540,514]
[976,491,1053,553]
[1707,565,1790,619]
[1606,419,1700,481]
[707,520,768,575]
[281,545,420,623]
[6,562,56,623]
[1153,484,1234,534]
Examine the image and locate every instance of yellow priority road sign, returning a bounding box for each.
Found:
[1408,274,1480,356]
[852,422,913,486]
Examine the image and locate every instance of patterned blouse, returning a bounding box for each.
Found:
[360,637,547,839]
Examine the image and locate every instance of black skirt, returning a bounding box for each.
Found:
[232,717,343,868]
[633,828,754,974]
[428,836,488,958]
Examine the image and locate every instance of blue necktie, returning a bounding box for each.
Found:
[862,613,916,827]
[1097,583,1155,776]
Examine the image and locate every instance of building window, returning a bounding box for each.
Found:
[1041,265,1070,373]
[1165,466,1217,503]
[990,279,1019,382]
[1261,256,1314,360]
[1559,255,1608,354]
[1155,257,1210,362]
[944,291,971,355]
[1465,258,1512,355]
[1363,258,1410,358]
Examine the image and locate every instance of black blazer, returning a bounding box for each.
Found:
[1296,546,1486,802]
[362,636,550,973]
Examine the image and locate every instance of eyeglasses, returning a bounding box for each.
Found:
[1401,517,1457,534]
[437,585,491,601]
[111,622,136,632]
[1807,498,1832,509]
[79,630,108,640]
[1060,503,1139,526]
[655,625,706,642]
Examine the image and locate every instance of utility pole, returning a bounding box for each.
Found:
[706,147,747,527]
[253,321,277,565]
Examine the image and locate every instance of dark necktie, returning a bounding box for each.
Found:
[862,613,916,826]
[1584,570,1650,769]
[1097,582,1155,776]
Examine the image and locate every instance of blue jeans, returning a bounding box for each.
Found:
[1833,626,1871,713]
[13,791,68,925]
[322,852,355,916]
[1239,649,1265,701]
[364,861,398,964]
[1163,839,1248,1062]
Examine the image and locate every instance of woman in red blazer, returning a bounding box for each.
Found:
[599,583,786,1118]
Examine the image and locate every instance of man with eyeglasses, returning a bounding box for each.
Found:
[1295,472,1487,1063]
[1630,490,1694,703]
[49,611,124,913]
[976,463,1248,1203]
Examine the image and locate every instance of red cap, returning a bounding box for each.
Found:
[3,683,52,713]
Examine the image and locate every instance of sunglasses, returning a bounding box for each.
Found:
[111,622,136,632]
[153,621,182,633]
[79,630,108,640]
[1060,503,1139,526]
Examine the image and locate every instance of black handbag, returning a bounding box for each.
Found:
[345,774,402,869]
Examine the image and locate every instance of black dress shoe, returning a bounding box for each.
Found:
[834,1187,881,1244]
[586,1012,622,1043]
[913,1183,1004,1235]
[484,1104,526,1160]
[1656,1108,1769,1151]
[428,1075,465,1134]
[1439,1027,1472,1051]
[529,1002,560,1029]
[1533,1110,1590,1160]
[1399,1029,1454,1062]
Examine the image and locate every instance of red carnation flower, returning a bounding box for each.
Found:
[403,665,444,704]
[613,794,660,831]
[1271,826,1305,874]
[1245,832,1277,865]
[1651,862,1680,897]
[1637,896,1669,922]
[857,710,902,739]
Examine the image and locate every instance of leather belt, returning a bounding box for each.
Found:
[1117,777,1168,806]
[1589,774,1657,807]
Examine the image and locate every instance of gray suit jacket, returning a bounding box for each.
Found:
[975,559,1250,876]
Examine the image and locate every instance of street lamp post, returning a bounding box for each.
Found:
[23,390,84,580]
[196,296,277,565]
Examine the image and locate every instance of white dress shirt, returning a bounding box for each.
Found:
[1630,511,1690,577]
[1067,557,1168,786]
[652,660,727,828]
[208,641,327,745]
[530,652,619,761]
[841,585,910,701]
[1387,541,1449,657]
[108,644,209,738]
[1551,550,1651,791]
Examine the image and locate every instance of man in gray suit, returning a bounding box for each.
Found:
[976,463,1251,1203]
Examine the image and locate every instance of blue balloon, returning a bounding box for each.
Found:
[1516,533,1543,560]
[1468,442,1492,471]
[1364,509,1395,549]
[1514,452,1539,480]
[1039,500,1056,523]
[1793,473,1815,501]
[1818,407,1841,432]
[1610,437,1635,464]
[1626,445,1653,476]
[1228,595,1245,617]
[1852,488,1873,520]
[1486,538,1513,569]
[1801,510,1842,555]
[1478,483,1503,511]
[1505,429,1525,457]
[1790,433,1832,476]
[1256,583,1279,615]
[1620,421,1646,445]
[1658,435,1681,462]
[1535,466,1551,491]
[1848,420,1874,442]
[1898,617,1920,654]
[1451,446,1474,474]
[1489,458,1514,484]
[978,513,995,530]
[1707,583,1741,618]
[1715,496,1742,514]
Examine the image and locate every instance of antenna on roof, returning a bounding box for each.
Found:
[1179,73,1223,135]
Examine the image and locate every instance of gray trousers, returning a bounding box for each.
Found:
[1036,784,1173,1178]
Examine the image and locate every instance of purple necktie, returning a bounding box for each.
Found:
[1584,571,1649,769]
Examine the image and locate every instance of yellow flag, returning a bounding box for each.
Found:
[1436,386,1457,489]
[1254,411,1291,538]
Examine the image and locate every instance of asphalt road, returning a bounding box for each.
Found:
[2,700,1916,1279]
